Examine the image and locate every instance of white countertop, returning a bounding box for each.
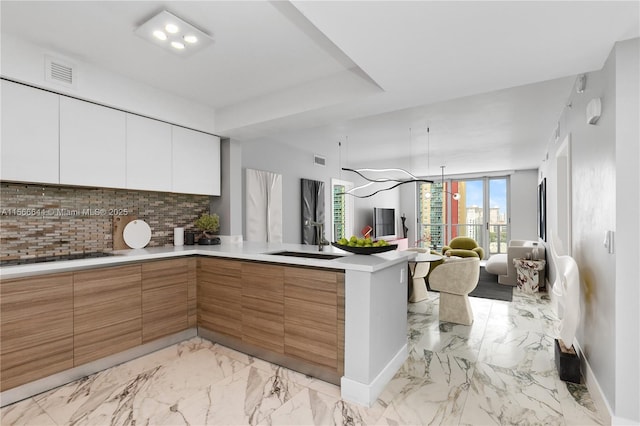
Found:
[0,241,416,279]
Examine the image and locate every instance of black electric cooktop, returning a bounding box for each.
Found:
[0,252,116,267]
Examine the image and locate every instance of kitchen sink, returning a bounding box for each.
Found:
[266,251,345,260]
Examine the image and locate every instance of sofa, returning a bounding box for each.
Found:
[485,240,546,286]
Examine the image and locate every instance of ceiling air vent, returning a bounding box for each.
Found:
[45,55,76,88]
[314,154,326,167]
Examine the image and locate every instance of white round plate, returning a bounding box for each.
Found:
[123,220,152,249]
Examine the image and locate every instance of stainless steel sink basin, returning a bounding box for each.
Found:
[266,251,345,260]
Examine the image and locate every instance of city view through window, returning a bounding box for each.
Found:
[417,177,509,256]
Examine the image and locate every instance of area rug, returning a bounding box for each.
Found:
[468,266,513,302]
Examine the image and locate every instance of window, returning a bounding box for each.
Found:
[330,179,354,241]
[417,176,509,256]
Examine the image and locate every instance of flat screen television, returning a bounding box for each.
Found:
[373,207,396,239]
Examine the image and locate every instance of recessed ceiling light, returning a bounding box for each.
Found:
[153,30,167,41]
[165,23,179,34]
[183,35,198,44]
[134,10,214,57]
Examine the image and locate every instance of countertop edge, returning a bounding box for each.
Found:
[0,243,416,279]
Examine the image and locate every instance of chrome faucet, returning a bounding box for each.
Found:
[305,220,328,251]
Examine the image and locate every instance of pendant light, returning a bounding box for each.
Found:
[440,165,461,201]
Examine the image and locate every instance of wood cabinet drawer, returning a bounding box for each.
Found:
[73,265,142,365]
[198,258,242,338]
[0,273,74,391]
[241,263,284,353]
[284,267,344,373]
[142,258,189,291]
[141,259,190,342]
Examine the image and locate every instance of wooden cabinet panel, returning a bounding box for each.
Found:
[284,267,344,371]
[187,258,197,328]
[242,263,284,353]
[73,265,141,366]
[0,273,74,391]
[198,258,242,338]
[141,259,189,343]
[1,80,60,184]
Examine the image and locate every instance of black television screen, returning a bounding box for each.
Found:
[373,208,396,239]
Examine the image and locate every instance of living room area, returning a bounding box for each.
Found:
[237,37,639,425]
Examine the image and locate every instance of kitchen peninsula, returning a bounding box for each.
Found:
[0,242,414,407]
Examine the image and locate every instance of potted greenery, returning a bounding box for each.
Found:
[195,213,220,245]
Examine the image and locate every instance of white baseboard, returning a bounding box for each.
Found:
[340,343,408,407]
[574,340,614,426]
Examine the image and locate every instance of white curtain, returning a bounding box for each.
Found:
[245,168,283,243]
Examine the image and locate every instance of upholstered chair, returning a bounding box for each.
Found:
[429,257,480,325]
[442,237,485,259]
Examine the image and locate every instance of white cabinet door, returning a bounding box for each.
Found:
[172,126,220,196]
[59,97,126,188]
[1,80,60,183]
[126,114,172,192]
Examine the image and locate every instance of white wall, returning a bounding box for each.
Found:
[509,170,539,241]
[613,38,639,423]
[240,138,342,244]
[210,139,243,236]
[541,38,639,423]
[1,34,217,134]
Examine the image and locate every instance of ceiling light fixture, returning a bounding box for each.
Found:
[135,10,214,57]
[153,30,167,41]
[183,35,198,44]
[165,23,179,34]
[339,168,433,198]
[338,127,435,198]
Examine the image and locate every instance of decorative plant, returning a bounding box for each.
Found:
[195,213,220,237]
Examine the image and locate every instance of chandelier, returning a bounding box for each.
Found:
[338,167,433,198]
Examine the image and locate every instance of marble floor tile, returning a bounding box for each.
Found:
[2,289,605,426]
[556,378,604,425]
[0,398,56,426]
[460,361,564,426]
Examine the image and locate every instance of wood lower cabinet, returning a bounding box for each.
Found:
[187,258,197,328]
[141,259,190,343]
[197,258,345,380]
[241,262,285,354]
[284,267,344,375]
[198,258,242,339]
[1,256,345,393]
[0,273,74,391]
[73,265,142,366]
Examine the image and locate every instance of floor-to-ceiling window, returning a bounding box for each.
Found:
[417,176,509,256]
[330,179,354,241]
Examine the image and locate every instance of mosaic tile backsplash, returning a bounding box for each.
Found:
[0,183,211,261]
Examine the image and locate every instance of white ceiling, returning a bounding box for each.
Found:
[1,1,638,175]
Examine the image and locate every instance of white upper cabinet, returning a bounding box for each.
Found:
[126,114,172,192]
[1,80,60,184]
[59,97,126,188]
[172,126,220,196]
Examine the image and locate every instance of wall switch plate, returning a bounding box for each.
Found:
[603,230,615,254]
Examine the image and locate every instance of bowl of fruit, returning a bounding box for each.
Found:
[332,236,398,254]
